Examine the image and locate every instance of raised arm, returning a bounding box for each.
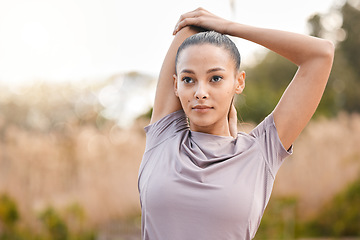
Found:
[150,26,201,124]
[174,8,334,149]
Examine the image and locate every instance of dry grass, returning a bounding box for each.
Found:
[0,118,146,227]
[273,112,360,219]
[0,107,360,227]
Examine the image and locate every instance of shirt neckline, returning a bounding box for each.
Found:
[189,130,235,141]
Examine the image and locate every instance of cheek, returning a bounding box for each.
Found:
[217,87,234,100]
[177,90,192,105]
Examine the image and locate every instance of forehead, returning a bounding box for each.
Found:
[177,44,234,72]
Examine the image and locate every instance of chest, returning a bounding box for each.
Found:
[140,145,267,226]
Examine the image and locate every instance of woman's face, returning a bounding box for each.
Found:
[174,44,245,136]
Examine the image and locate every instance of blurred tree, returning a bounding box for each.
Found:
[307,14,322,37]
[332,2,360,112]
[340,2,360,76]
[236,52,297,123]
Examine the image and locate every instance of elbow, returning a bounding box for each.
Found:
[298,39,334,67]
[320,39,335,62]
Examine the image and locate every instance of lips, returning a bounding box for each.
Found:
[192,105,213,113]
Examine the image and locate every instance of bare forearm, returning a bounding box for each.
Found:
[151,26,201,124]
[226,22,334,66]
[158,26,201,83]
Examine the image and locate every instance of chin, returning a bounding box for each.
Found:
[188,117,216,130]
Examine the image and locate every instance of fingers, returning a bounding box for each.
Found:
[173,8,229,35]
[177,7,207,24]
[173,18,199,35]
[228,103,238,138]
[173,8,208,35]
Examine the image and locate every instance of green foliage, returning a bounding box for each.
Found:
[139,107,153,120]
[64,203,86,226]
[301,177,360,237]
[339,2,360,77]
[0,196,95,240]
[254,175,360,239]
[38,205,96,240]
[307,14,322,37]
[254,197,298,240]
[0,194,19,228]
[331,3,360,113]
[236,52,298,123]
[39,207,69,240]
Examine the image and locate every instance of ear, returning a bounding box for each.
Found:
[235,71,246,94]
[173,74,179,97]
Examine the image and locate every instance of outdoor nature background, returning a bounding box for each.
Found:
[1,0,360,239]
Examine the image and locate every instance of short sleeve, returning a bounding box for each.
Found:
[144,110,189,152]
[249,113,293,177]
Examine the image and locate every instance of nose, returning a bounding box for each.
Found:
[194,83,209,99]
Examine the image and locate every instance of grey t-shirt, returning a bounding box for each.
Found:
[138,110,292,240]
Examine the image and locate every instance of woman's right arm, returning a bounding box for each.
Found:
[150,26,200,124]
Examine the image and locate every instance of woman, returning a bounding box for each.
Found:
[138,8,334,240]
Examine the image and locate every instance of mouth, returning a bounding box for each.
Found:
[192,105,213,113]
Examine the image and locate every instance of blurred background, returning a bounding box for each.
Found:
[0,0,359,239]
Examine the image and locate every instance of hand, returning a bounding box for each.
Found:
[173,8,232,35]
[228,103,238,138]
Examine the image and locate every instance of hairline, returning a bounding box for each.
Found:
[175,42,240,76]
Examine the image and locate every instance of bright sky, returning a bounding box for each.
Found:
[0,0,337,86]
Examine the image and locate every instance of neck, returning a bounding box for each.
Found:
[189,120,231,137]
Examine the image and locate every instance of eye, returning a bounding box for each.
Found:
[211,75,223,82]
[182,76,194,84]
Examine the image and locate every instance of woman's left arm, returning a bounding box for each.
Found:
[174,8,335,150]
[228,21,335,151]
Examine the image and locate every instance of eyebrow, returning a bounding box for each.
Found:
[179,67,226,75]
[179,69,195,74]
[206,67,226,74]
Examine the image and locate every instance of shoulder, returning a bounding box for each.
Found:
[249,113,276,139]
[145,110,188,134]
[248,112,293,174]
[144,110,189,151]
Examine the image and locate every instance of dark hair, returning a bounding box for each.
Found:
[175,31,241,74]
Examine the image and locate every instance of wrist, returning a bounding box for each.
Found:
[225,21,242,37]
